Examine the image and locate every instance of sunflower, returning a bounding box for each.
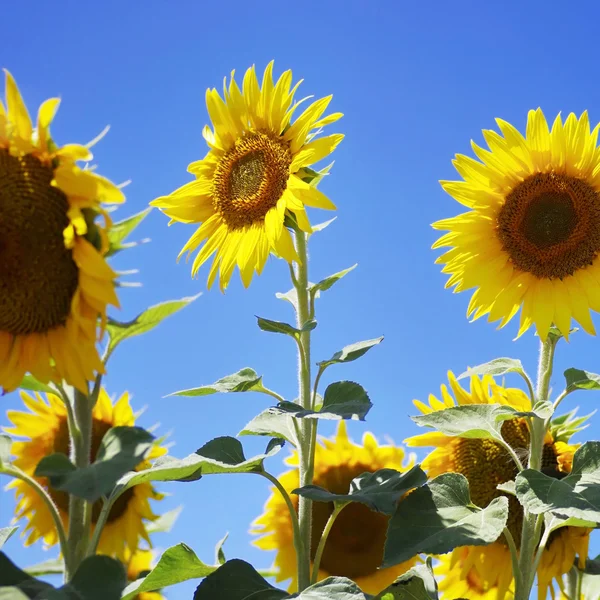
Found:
[251,421,417,594]
[0,70,123,392]
[5,388,165,560]
[150,61,343,290]
[124,546,163,600]
[434,109,600,340]
[406,373,590,600]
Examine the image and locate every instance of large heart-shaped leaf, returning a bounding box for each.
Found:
[294,466,427,515]
[516,442,600,523]
[383,473,508,567]
[113,438,283,497]
[35,426,154,502]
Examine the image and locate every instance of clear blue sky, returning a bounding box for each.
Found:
[2,1,600,597]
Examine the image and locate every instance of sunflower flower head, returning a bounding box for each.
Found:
[434,109,600,340]
[406,372,591,600]
[0,70,124,393]
[5,387,165,560]
[251,421,417,595]
[151,61,343,291]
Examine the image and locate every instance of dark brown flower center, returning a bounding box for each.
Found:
[453,418,562,548]
[212,131,291,229]
[50,417,134,524]
[0,149,79,335]
[309,463,390,579]
[497,172,600,279]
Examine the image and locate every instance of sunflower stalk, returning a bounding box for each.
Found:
[292,227,316,592]
[65,388,94,580]
[515,336,558,600]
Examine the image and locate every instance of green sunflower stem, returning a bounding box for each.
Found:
[515,336,558,600]
[311,504,344,584]
[292,227,316,592]
[66,388,93,579]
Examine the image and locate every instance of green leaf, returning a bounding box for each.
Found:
[383,473,508,567]
[293,466,427,515]
[0,435,11,466]
[301,318,318,332]
[145,506,183,534]
[239,408,299,446]
[458,358,525,380]
[311,217,337,233]
[17,375,55,394]
[106,208,151,257]
[214,533,228,565]
[583,553,600,575]
[412,403,543,443]
[0,552,54,598]
[515,441,600,523]
[106,296,199,356]
[531,400,554,420]
[0,589,29,600]
[543,513,596,537]
[0,527,17,551]
[193,559,288,600]
[374,558,438,600]
[581,569,600,600]
[113,438,283,496]
[275,288,299,311]
[309,264,357,296]
[65,555,126,600]
[168,368,274,398]
[565,368,600,392]
[256,316,301,337]
[121,543,217,600]
[35,426,155,502]
[296,577,368,599]
[497,481,516,496]
[321,381,372,420]
[241,382,371,439]
[317,338,383,369]
[23,558,64,577]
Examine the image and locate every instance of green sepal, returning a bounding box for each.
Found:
[16,375,55,394]
[106,207,152,257]
[549,408,592,443]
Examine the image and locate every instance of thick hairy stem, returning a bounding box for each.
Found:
[293,229,315,592]
[66,389,93,578]
[515,337,557,600]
